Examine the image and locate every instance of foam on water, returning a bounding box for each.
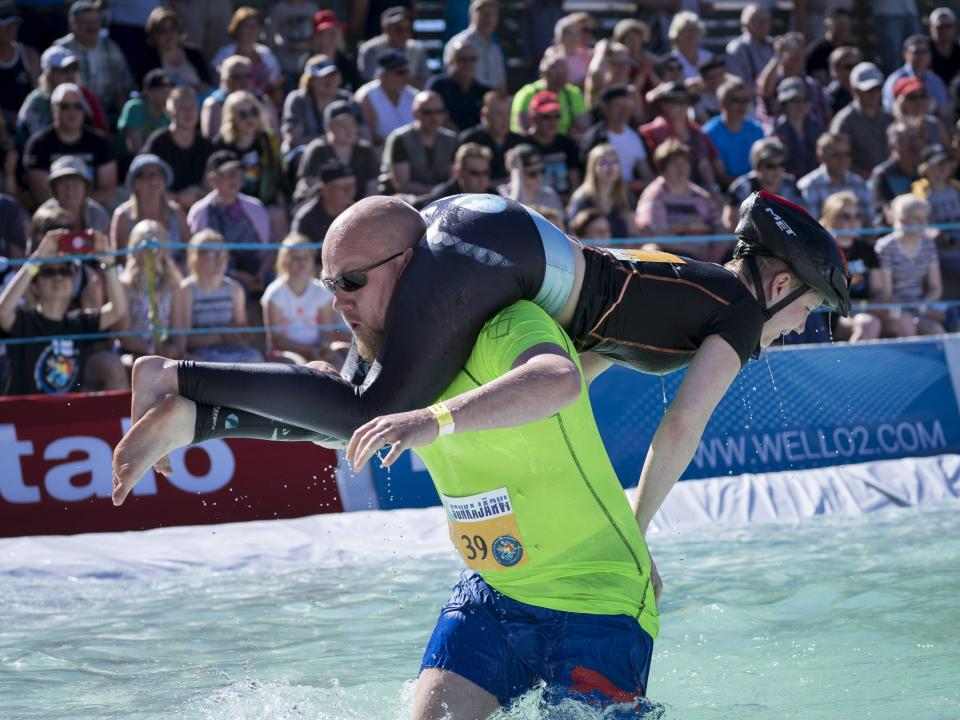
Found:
[1,493,959,719]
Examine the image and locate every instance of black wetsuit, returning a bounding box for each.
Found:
[181,195,765,445]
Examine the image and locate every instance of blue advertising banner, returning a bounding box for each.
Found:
[370,337,960,509]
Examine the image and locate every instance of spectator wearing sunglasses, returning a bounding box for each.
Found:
[521,90,581,199]
[23,83,117,210]
[824,46,861,116]
[188,151,271,301]
[200,55,279,141]
[510,48,587,138]
[497,143,564,218]
[703,78,765,187]
[356,50,417,147]
[797,132,871,221]
[291,160,358,249]
[427,38,491,133]
[281,55,357,154]
[413,142,494,209]
[380,89,457,197]
[0,226,128,395]
[723,137,802,230]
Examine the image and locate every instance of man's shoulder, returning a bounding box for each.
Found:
[477,300,564,348]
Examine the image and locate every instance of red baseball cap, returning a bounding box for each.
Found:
[529,90,562,117]
[892,76,925,99]
[314,10,346,33]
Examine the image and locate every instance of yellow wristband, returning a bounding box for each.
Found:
[25,262,39,277]
[427,402,455,436]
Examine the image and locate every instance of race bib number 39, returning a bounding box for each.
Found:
[440,488,528,571]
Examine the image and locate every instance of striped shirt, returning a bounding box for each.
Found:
[874,232,939,303]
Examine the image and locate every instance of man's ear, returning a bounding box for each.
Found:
[768,271,793,302]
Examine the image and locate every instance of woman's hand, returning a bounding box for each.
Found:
[91,229,116,264]
[346,408,439,470]
[33,228,66,259]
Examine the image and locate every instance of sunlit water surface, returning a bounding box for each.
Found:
[1,501,958,720]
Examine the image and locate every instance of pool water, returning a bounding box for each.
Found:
[1,499,958,719]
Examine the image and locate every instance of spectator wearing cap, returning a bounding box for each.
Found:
[723,137,803,230]
[640,81,723,192]
[824,45,861,116]
[911,143,960,246]
[667,12,711,81]
[579,85,653,191]
[267,1,322,87]
[882,35,950,123]
[425,38,491,133]
[52,1,134,121]
[636,139,723,262]
[725,4,773,88]
[38,155,110,234]
[187,150,272,300]
[871,121,926,226]
[281,54,356,153]
[0,223,128,395]
[703,78,765,187]
[358,7,430,89]
[873,0,922,76]
[413,142,494,209]
[291,160,357,247]
[16,45,107,147]
[510,48,588,138]
[690,55,729,126]
[142,86,214,211]
[550,15,592,88]
[831,62,893,176]
[306,10,361,93]
[797,132,872,221]
[381,90,457,196]
[805,6,853,86]
[930,7,960,87]
[0,5,37,128]
[890,76,948,148]
[211,7,284,109]
[498,143,564,218]
[201,55,280,141]
[773,76,824,178]
[521,89,582,197]
[756,32,832,134]
[23,83,117,209]
[356,49,417,146]
[457,91,524,185]
[142,7,212,95]
[297,100,380,200]
[568,143,636,239]
[445,0,506,93]
[118,69,174,156]
[110,154,189,255]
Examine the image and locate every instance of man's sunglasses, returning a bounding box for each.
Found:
[321,250,405,293]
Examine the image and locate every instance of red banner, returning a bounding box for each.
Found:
[0,391,342,537]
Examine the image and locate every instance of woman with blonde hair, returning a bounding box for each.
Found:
[110,153,189,254]
[261,233,342,364]
[211,6,283,106]
[819,191,882,343]
[117,219,183,360]
[170,229,264,362]
[668,12,711,80]
[280,54,355,152]
[551,14,592,88]
[567,144,635,238]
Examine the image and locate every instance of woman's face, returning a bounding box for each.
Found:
[595,152,621,183]
[328,113,358,145]
[133,165,167,197]
[235,18,260,46]
[53,175,86,210]
[756,155,786,189]
[661,155,690,184]
[896,202,929,230]
[309,71,340,99]
[232,101,261,134]
[152,17,180,50]
[583,216,612,240]
[196,246,228,277]
[829,202,860,247]
[285,247,316,278]
[172,93,198,127]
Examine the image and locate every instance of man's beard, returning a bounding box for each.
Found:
[354,327,383,364]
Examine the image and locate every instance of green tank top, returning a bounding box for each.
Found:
[415,301,659,639]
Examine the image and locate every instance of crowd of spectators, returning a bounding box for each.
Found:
[0,0,958,397]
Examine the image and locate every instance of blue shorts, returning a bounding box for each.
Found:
[420,570,654,713]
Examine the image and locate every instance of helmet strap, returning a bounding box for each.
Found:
[745,255,809,320]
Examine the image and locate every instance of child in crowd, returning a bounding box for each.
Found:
[116,219,183,362]
[875,194,945,336]
[170,229,264,363]
[260,233,342,364]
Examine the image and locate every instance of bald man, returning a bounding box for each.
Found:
[382,90,459,196]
